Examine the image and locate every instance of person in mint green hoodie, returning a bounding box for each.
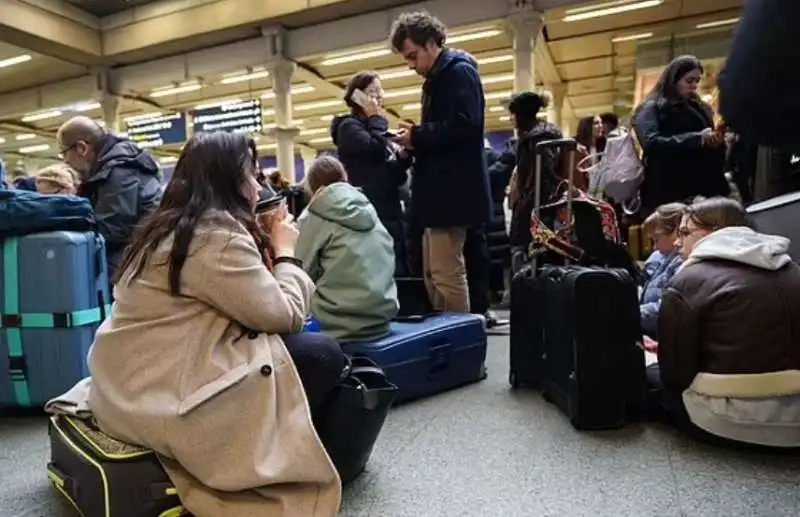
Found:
[296,155,399,342]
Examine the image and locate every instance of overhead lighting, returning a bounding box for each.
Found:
[73,102,102,112]
[299,128,328,136]
[0,137,5,144]
[19,144,50,154]
[380,69,416,80]
[124,112,162,122]
[261,85,315,99]
[320,115,334,121]
[616,75,634,82]
[564,0,663,22]
[294,99,341,112]
[309,136,333,144]
[402,103,421,111]
[21,110,63,122]
[489,106,505,112]
[479,55,514,65]
[193,99,241,110]
[16,134,36,141]
[448,29,502,44]
[160,156,178,164]
[150,82,202,98]
[499,116,511,121]
[0,54,32,69]
[220,68,269,85]
[485,90,513,101]
[483,73,515,85]
[383,87,420,99]
[612,32,654,43]
[696,18,739,29]
[321,49,392,67]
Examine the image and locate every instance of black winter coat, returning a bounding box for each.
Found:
[331,114,410,222]
[633,99,728,214]
[408,49,491,228]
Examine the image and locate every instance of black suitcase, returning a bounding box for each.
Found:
[47,415,187,517]
[509,264,546,388]
[509,138,578,389]
[539,265,646,430]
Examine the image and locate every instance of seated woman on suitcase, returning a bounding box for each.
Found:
[639,202,685,338]
[295,155,399,342]
[646,197,800,449]
[86,132,345,516]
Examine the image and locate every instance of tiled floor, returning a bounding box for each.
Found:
[2,329,799,517]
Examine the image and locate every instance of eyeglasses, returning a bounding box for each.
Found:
[677,226,705,238]
[58,143,78,160]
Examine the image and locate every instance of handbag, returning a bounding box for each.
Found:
[314,356,398,485]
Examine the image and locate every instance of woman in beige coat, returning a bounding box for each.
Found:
[87,131,345,516]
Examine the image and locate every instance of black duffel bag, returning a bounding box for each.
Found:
[315,356,397,485]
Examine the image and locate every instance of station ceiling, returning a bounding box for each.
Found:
[0,0,742,167]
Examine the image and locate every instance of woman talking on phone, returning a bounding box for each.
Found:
[632,55,729,216]
[331,71,413,276]
[86,132,345,516]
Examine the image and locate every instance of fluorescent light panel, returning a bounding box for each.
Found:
[611,32,653,43]
[124,112,162,122]
[564,0,663,22]
[193,99,241,110]
[220,69,269,85]
[16,134,36,141]
[696,18,739,29]
[319,28,501,66]
[19,144,49,153]
[295,99,341,111]
[261,85,315,99]
[21,110,63,122]
[0,54,32,69]
[309,136,333,144]
[0,137,5,144]
[150,83,202,97]
[299,128,328,136]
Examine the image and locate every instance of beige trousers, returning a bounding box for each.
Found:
[422,227,470,313]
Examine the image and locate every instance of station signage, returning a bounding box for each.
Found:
[192,99,262,135]
[125,113,188,148]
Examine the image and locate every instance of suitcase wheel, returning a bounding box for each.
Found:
[509,370,520,389]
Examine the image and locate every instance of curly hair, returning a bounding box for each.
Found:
[389,11,447,52]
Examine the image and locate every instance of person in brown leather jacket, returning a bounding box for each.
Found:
[648,197,800,448]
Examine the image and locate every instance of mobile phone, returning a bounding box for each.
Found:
[255,192,285,214]
[350,89,370,108]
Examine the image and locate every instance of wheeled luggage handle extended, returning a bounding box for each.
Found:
[532,138,579,271]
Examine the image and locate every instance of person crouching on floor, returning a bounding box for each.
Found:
[296,155,399,342]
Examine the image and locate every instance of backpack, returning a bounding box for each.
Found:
[0,190,95,237]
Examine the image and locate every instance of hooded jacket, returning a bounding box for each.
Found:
[79,135,162,276]
[295,183,399,342]
[658,227,800,447]
[408,48,491,228]
[640,249,682,336]
[331,114,411,223]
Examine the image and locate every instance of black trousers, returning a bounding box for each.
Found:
[282,332,347,411]
[384,219,409,278]
[464,224,491,315]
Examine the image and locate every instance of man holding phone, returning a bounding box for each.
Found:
[389,11,490,313]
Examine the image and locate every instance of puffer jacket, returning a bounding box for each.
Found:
[640,250,682,336]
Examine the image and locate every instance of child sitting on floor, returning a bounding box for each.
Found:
[296,155,399,342]
[640,202,685,337]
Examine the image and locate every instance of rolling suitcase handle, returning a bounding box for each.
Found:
[532,138,579,270]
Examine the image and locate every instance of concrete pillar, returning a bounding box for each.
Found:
[506,9,544,93]
[101,93,122,133]
[548,84,567,128]
[265,59,299,183]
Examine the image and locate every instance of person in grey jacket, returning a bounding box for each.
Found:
[57,116,162,280]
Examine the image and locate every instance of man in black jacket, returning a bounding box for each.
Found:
[57,116,162,280]
[390,11,491,313]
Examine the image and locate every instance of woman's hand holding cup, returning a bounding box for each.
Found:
[263,202,298,257]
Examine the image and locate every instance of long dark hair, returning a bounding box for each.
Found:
[116,131,272,295]
[646,55,704,105]
[575,116,597,148]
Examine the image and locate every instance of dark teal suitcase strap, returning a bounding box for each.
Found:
[2,236,112,407]
[3,237,30,407]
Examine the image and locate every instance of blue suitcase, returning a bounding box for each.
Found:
[342,313,487,404]
[0,232,111,408]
